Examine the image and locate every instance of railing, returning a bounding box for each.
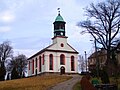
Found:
[95,84,118,90]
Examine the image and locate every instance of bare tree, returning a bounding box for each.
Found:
[9,54,28,78]
[0,41,13,67]
[78,55,86,72]
[0,41,13,81]
[77,0,120,65]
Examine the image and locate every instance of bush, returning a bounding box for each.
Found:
[11,67,19,79]
[99,69,110,84]
[0,66,6,81]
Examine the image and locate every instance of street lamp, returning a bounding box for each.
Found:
[84,51,87,72]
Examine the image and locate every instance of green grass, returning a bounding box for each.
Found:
[73,81,81,90]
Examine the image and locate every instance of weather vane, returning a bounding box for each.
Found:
[57,8,60,15]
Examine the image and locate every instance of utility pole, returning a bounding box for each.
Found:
[84,51,87,72]
[94,39,99,77]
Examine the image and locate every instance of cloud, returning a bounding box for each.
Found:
[0,10,15,23]
[0,26,11,32]
[14,37,50,49]
[13,49,38,57]
[0,0,29,24]
[66,22,91,43]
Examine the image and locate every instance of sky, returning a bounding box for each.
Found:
[0,0,104,58]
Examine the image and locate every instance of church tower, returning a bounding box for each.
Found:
[53,10,66,37]
[52,10,68,44]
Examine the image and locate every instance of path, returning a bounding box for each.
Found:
[48,75,81,90]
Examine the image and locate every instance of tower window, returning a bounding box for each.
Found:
[60,54,65,65]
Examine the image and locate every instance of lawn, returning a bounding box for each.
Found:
[0,75,72,90]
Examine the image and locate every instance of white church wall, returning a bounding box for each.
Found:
[54,52,78,73]
[28,60,32,76]
[53,37,67,44]
[49,37,76,52]
[44,51,58,72]
[65,53,78,73]
[44,52,49,72]
[28,53,44,76]
[28,51,78,77]
[52,52,59,72]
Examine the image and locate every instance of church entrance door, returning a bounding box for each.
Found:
[60,66,65,75]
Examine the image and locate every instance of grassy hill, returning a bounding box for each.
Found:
[0,75,72,90]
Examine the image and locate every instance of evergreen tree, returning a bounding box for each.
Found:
[11,67,19,79]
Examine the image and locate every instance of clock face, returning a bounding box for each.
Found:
[61,32,63,35]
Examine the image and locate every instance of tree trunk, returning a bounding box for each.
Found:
[106,47,111,65]
[102,46,111,84]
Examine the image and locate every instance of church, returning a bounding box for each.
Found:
[28,11,79,76]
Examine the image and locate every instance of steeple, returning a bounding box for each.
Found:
[53,8,66,37]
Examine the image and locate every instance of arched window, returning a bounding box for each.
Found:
[71,56,75,71]
[32,59,34,74]
[28,61,30,70]
[39,56,41,72]
[35,58,37,68]
[60,54,65,65]
[49,54,53,70]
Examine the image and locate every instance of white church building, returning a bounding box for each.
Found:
[28,11,79,76]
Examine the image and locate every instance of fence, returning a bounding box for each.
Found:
[95,84,118,90]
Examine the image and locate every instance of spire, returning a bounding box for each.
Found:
[57,8,60,15]
[55,8,65,22]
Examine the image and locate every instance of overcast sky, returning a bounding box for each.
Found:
[0,0,105,58]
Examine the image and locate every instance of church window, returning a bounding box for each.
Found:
[49,54,53,70]
[61,43,64,47]
[71,56,75,71]
[54,23,59,29]
[39,56,41,72]
[35,58,37,68]
[32,60,34,74]
[28,61,30,70]
[60,54,65,65]
[43,54,44,65]
[62,24,65,29]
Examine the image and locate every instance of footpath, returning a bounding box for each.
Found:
[48,75,81,90]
